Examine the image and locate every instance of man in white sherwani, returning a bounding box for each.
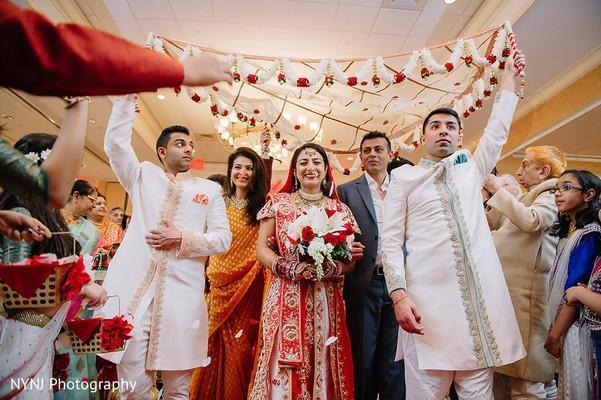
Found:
[381,52,527,400]
[97,94,232,399]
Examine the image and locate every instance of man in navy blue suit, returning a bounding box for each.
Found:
[337,131,406,400]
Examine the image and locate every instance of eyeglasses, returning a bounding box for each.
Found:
[550,183,584,194]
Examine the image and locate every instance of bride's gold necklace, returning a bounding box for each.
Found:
[295,190,325,208]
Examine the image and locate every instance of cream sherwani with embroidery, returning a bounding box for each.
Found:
[382,91,526,371]
[97,99,232,370]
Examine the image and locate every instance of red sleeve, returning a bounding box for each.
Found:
[0,0,184,96]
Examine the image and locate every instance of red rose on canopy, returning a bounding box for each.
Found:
[395,72,406,83]
[247,74,258,84]
[347,77,357,86]
[444,62,454,72]
[297,78,309,87]
[324,232,339,246]
[301,226,315,242]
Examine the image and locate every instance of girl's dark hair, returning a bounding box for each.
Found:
[226,147,269,226]
[70,179,95,197]
[290,143,332,196]
[0,134,81,257]
[551,169,601,238]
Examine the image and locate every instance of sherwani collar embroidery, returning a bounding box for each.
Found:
[165,170,192,182]
[418,152,469,170]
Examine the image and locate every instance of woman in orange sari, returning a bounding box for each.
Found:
[88,193,124,249]
[249,143,358,399]
[189,147,269,400]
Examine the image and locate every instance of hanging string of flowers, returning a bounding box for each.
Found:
[391,126,421,153]
[145,21,525,154]
[148,22,519,90]
[329,153,362,175]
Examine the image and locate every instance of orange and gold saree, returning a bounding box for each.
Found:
[189,203,265,400]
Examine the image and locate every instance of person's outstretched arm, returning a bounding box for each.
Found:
[0,1,231,96]
[103,95,141,194]
[42,99,89,208]
[0,99,88,208]
[472,52,525,181]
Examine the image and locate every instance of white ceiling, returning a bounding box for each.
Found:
[76,0,483,58]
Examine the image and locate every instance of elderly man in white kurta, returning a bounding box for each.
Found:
[381,53,527,400]
[97,96,232,399]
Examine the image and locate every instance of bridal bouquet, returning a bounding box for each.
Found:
[286,206,357,280]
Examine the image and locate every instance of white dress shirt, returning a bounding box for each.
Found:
[364,172,389,266]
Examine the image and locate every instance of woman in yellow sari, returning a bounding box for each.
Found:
[189,146,270,400]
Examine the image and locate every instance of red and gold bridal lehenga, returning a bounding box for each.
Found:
[248,167,357,400]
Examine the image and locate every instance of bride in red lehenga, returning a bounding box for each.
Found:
[249,143,358,400]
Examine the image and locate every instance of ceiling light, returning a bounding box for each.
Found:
[1,113,13,119]
[89,119,96,124]
[444,0,456,4]
[298,116,307,125]
[347,156,355,161]
[156,94,166,100]
[309,122,319,131]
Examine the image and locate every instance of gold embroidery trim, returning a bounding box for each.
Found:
[433,163,502,368]
[178,230,216,258]
[141,179,183,369]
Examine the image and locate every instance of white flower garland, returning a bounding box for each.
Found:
[392,126,421,153]
[152,22,523,148]
[329,153,362,175]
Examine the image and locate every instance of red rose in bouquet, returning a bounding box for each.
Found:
[301,226,315,242]
[323,232,339,246]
